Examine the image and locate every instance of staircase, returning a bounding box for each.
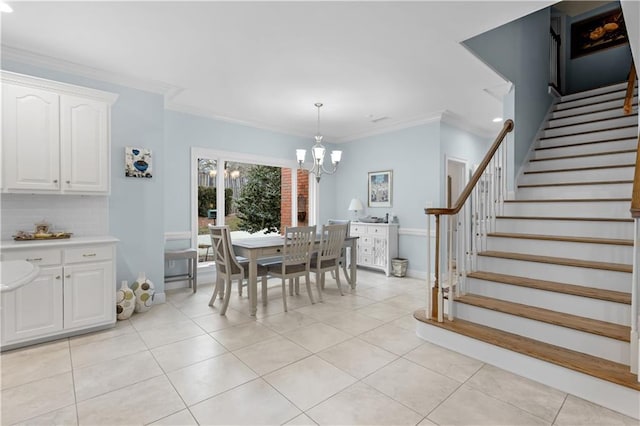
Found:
[416,81,640,419]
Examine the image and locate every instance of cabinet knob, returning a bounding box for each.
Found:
[56,275,61,280]
[26,257,43,262]
[53,179,58,184]
[82,253,97,257]
[65,274,71,279]
[66,180,70,184]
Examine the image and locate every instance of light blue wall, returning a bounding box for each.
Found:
[2,60,166,293]
[563,2,633,94]
[331,120,489,276]
[163,110,317,234]
[463,8,553,175]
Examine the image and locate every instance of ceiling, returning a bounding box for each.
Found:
[1,1,557,143]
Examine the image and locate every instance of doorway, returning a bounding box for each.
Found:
[445,157,468,275]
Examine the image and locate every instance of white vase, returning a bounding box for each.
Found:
[116,280,135,320]
[131,272,155,313]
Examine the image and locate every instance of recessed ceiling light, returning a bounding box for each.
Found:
[492,117,503,123]
[0,2,13,13]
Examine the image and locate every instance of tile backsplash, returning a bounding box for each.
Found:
[1,194,109,240]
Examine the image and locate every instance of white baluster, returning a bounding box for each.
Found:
[631,218,639,374]
[426,213,432,319]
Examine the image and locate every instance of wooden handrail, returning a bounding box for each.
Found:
[624,62,636,115]
[426,119,514,216]
[424,119,514,320]
[630,135,640,218]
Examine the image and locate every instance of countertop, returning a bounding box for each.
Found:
[0,236,119,251]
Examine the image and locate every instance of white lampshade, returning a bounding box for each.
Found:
[348,198,364,211]
[331,150,342,164]
[312,145,325,163]
[296,149,306,163]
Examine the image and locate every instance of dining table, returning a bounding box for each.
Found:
[232,235,358,316]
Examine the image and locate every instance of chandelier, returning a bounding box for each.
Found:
[296,103,342,183]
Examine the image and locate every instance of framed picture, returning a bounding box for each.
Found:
[571,8,627,59]
[125,147,153,178]
[368,170,392,207]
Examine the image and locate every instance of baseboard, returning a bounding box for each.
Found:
[153,292,166,304]
[415,320,640,419]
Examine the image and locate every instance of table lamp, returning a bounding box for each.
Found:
[348,198,364,221]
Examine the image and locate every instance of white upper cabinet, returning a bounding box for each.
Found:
[2,83,61,191]
[1,71,118,195]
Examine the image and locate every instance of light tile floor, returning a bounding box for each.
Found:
[1,270,637,425]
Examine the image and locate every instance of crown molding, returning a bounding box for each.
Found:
[165,101,308,139]
[335,112,444,143]
[440,110,495,139]
[1,45,179,95]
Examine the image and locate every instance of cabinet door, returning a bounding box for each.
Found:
[1,266,63,345]
[372,237,388,268]
[63,261,114,330]
[60,95,109,193]
[2,83,60,191]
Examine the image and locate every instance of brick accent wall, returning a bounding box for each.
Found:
[280,168,309,232]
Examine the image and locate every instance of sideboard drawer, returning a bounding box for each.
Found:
[351,224,366,235]
[367,225,387,236]
[2,249,62,266]
[64,245,113,264]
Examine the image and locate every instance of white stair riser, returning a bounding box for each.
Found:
[485,237,632,264]
[533,139,637,159]
[453,303,630,364]
[555,88,637,110]
[551,98,635,119]
[520,167,634,185]
[516,183,632,200]
[503,201,631,218]
[466,277,631,325]
[495,218,633,239]
[549,107,637,127]
[560,82,630,102]
[526,152,636,171]
[538,127,638,147]
[476,256,631,292]
[542,116,638,138]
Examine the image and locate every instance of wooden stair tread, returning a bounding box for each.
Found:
[487,232,633,246]
[524,164,634,174]
[535,136,637,151]
[555,94,636,112]
[504,198,630,203]
[555,87,633,105]
[539,125,638,141]
[497,215,632,222]
[529,149,636,162]
[479,250,632,273]
[455,294,630,342]
[518,180,632,188]
[467,270,631,304]
[413,312,640,391]
[544,115,638,131]
[549,103,638,121]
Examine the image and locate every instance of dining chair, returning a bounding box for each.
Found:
[208,225,268,315]
[263,225,316,312]
[311,223,348,301]
[327,219,351,282]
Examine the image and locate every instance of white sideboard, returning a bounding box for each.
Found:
[1,71,118,194]
[350,222,399,276]
[0,237,117,350]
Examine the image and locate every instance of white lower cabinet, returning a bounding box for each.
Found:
[350,222,399,276]
[0,238,117,349]
[1,266,64,343]
[63,262,113,331]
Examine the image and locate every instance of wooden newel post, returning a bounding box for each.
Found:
[432,214,440,319]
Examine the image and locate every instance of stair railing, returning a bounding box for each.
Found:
[425,119,514,321]
[630,133,640,376]
[624,61,636,115]
[549,26,561,94]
